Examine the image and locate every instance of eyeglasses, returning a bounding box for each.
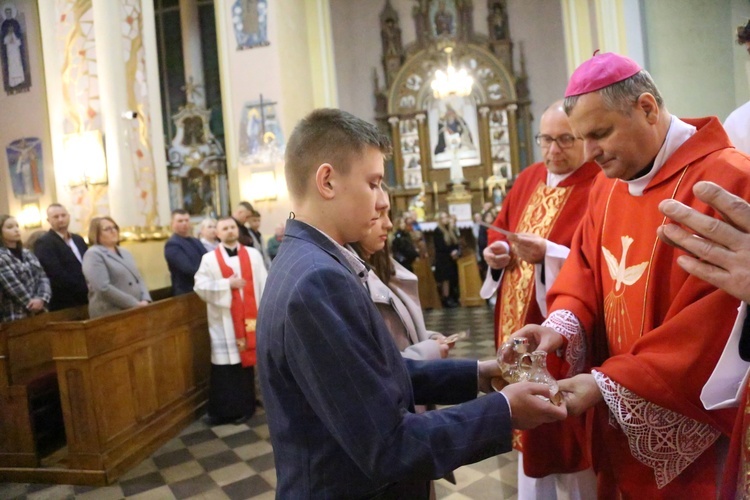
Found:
[101,226,119,233]
[535,134,579,149]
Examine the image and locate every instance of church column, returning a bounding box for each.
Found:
[179,0,206,108]
[39,0,167,232]
[478,106,492,179]
[560,0,646,73]
[415,113,429,184]
[388,116,403,188]
[506,104,520,178]
[560,0,595,74]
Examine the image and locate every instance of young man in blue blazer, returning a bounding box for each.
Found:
[256,108,567,498]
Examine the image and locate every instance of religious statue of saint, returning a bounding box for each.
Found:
[433,1,453,36]
[381,17,402,57]
[489,2,507,40]
[434,104,475,156]
[1,4,30,95]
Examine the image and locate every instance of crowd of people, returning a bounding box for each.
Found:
[5,24,750,499]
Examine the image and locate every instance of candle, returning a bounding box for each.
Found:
[432,181,439,212]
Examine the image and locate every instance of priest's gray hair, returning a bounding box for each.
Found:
[564,70,664,115]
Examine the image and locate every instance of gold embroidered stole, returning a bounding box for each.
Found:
[499,182,573,342]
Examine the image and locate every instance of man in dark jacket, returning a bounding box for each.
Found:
[164,209,206,296]
[33,203,88,310]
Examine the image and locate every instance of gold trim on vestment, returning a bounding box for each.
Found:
[499,182,573,342]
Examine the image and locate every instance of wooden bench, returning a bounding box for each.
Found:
[0,292,211,485]
[0,306,87,468]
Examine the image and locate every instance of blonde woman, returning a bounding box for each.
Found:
[82,216,151,319]
[196,217,219,252]
[434,211,460,307]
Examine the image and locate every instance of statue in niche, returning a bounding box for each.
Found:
[433,0,454,36]
[182,168,214,216]
[434,104,475,155]
[182,116,207,147]
[381,17,402,57]
[488,1,508,40]
[1,3,31,95]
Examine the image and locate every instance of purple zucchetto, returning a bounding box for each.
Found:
[565,51,642,98]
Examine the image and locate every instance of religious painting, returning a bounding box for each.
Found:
[232,0,269,50]
[489,109,512,179]
[1,2,31,95]
[6,137,43,199]
[399,118,422,188]
[181,168,216,217]
[429,0,457,38]
[428,96,481,170]
[239,98,284,164]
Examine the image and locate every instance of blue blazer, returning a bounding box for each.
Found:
[164,234,206,296]
[33,230,88,310]
[257,219,512,499]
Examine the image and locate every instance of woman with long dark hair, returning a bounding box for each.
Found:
[0,214,51,322]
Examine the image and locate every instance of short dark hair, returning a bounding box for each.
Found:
[171,208,190,217]
[216,216,237,226]
[238,201,254,212]
[250,210,261,218]
[47,203,64,211]
[738,20,750,45]
[285,108,391,200]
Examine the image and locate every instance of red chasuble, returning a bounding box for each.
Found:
[488,160,599,477]
[547,117,750,497]
[215,245,259,367]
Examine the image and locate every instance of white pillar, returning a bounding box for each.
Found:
[179,0,206,107]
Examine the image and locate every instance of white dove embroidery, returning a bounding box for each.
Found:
[602,236,649,293]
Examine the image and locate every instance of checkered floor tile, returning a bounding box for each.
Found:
[1,304,519,500]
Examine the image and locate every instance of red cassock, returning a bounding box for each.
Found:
[488,160,599,477]
[547,117,750,498]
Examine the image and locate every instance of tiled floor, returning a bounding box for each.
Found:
[0,304,520,500]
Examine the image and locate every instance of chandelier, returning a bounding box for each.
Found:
[431,47,474,99]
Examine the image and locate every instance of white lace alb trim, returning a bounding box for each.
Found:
[542,310,586,376]
[592,370,721,489]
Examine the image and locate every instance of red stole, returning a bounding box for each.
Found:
[215,245,258,367]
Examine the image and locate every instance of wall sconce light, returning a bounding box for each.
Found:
[63,130,108,187]
[245,169,278,202]
[18,201,42,229]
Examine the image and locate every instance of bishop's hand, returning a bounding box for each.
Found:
[509,324,564,354]
[657,181,750,303]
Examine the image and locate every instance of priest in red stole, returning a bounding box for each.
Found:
[512,52,750,498]
[481,100,599,498]
[194,216,268,425]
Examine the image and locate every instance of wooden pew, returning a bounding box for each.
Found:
[0,292,210,485]
[50,292,210,484]
[0,306,87,468]
[457,252,485,307]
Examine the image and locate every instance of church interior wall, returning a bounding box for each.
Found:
[641,0,747,120]
[0,0,53,229]
[215,0,320,238]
